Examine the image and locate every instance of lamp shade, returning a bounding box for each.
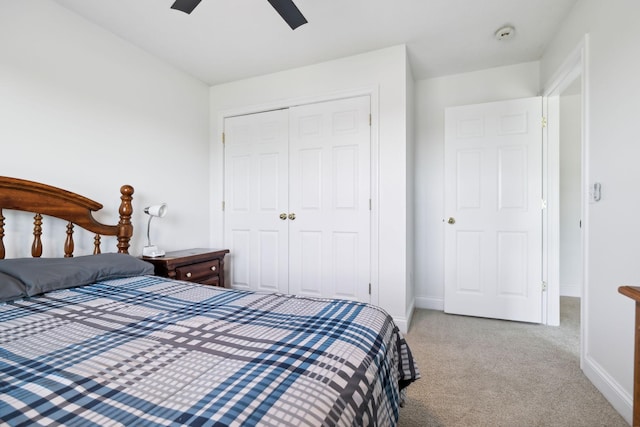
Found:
[145,203,168,218]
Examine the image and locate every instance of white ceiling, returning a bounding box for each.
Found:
[50,0,578,86]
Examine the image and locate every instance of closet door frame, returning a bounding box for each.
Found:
[217,87,380,305]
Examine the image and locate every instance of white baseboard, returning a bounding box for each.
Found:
[415,296,444,311]
[393,317,409,334]
[393,299,416,334]
[560,283,582,298]
[418,291,581,309]
[583,353,632,425]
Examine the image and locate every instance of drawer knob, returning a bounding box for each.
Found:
[186,272,192,278]
[210,266,216,271]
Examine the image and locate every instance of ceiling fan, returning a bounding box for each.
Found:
[170,0,308,30]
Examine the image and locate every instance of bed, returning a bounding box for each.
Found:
[0,177,419,426]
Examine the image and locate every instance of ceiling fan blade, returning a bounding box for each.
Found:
[171,0,202,14]
[267,0,308,30]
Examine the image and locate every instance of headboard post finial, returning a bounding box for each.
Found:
[117,185,134,254]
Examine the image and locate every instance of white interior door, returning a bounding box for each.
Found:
[444,97,543,323]
[224,109,289,293]
[288,96,371,301]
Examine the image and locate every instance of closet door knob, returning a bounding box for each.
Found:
[279,213,287,220]
[288,213,296,220]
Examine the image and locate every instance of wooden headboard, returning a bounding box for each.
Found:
[0,177,134,258]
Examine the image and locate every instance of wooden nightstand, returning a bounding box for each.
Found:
[143,248,230,287]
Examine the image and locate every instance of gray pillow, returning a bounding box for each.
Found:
[0,271,27,302]
[0,253,154,297]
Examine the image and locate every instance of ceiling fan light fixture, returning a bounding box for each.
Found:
[495,25,515,41]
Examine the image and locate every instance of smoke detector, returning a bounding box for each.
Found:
[495,25,515,41]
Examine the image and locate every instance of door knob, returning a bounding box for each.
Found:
[288,213,296,220]
[279,213,287,220]
[447,217,456,225]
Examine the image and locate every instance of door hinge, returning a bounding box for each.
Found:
[369,283,371,295]
[369,199,372,210]
[541,199,547,210]
[541,281,548,292]
[369,114,372,126]
[222,201,225,211]
[222,132,225,144]
[541,116,547,128]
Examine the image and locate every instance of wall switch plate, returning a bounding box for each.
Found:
[589,182,602,203]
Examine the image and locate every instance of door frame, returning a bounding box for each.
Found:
[541,35,589,362]
[216,87,380,305]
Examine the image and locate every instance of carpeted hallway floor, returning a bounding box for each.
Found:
[398,297,628,426]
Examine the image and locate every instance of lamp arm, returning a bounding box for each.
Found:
[146,215,154,247]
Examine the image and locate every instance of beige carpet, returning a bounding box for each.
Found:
[398,297,628,426]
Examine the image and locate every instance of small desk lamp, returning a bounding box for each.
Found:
[142,203,168,257]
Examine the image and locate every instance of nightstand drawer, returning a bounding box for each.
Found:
[144,248,229,287]
[175,260,221,283]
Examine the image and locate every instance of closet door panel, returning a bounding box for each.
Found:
[299,148,322,209]
[298,231,323,296]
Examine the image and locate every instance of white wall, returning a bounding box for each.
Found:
[209,45,412,328]
[541,1,640,423]
[559,91,582,297]
[0,0,210,256]
[414,62,540,309]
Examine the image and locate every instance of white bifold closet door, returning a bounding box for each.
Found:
[224,96,371,302]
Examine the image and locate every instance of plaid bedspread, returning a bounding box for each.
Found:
[0,276,419,426]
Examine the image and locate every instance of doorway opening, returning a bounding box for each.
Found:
[542,35,588,367]
[558,77,582,357]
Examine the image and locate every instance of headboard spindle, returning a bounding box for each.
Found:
[64,222,74,258]
[32,213,43,258]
